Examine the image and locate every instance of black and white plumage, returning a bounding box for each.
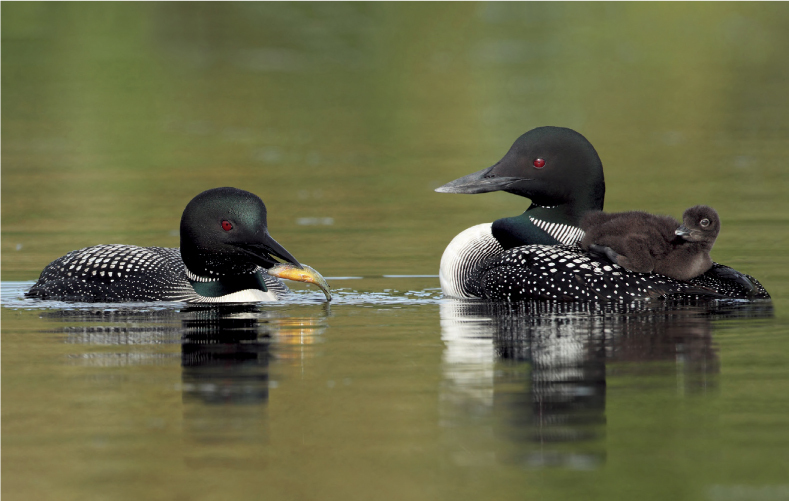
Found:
[436,126,770,302]
[439,223,504,299]
[26,188,328,303]
[439,219,583,298]
[528,216,585,245]
[28,244,289,303]
[466,244,767,301]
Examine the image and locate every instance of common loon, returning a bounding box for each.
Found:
[436,127,769,301]
[26,187,331,303]
[581,205,720,281]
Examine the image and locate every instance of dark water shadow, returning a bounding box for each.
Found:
[438,298,774,469]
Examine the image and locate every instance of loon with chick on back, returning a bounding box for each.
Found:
[435,126,769,301]
[26,187,331,303]
[580,205,721,281]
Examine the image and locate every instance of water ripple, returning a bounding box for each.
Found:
[1,281,445,310]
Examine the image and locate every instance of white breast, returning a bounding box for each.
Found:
[208,288,280,303]
[439,223,504,299]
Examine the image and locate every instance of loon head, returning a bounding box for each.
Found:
[435,126,605,214]
[676,205,720,246]
[179,187,301,277]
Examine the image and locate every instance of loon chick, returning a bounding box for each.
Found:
[26,187,331,303]
[580,205,720,281]
[436,127,768,301]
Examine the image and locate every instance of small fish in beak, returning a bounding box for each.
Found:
[268,263,332,301]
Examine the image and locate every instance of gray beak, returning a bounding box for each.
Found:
[434,165,525,194]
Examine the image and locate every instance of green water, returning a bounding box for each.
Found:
[3,3,789,501]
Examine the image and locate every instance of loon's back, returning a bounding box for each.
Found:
[469,244,768,301]
[26,244,288,303]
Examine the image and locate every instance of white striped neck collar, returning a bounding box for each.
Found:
[528,216,585,245]
[185,267,220,283]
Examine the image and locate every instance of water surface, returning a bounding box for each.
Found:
[3,281,786,501]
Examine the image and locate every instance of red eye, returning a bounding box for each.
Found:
[221,220,233,231]
[533,158,546,168]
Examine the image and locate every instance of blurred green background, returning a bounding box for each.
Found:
[4,2,787,294]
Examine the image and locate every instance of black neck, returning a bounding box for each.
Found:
[491,202,592,250]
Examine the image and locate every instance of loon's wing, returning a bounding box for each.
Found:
[26,245,187,302]
[687,263,767,299]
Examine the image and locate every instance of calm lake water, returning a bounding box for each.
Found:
[3,3,789,501]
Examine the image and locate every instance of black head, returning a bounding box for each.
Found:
[179,187,300,277]
[435,126,605,211]
[675,205,720,244]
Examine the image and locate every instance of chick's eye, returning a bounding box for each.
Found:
[221,220,233,231]
[700,219,710,227]
[533,158,546,168]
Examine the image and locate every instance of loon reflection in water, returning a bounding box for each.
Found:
[53,304,328,404]
[439,299,773,469]
[46,303,329,463]
[35,295,774,470]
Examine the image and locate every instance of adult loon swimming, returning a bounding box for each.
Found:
[436,127,769,301]
[26,187,331,303]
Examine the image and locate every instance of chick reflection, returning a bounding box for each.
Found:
[439,299,771,470]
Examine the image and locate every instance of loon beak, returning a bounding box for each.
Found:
[234,232,302,269]
[268,263,332,301]
[435,165,525,194]
[675,225,692,239]
[236,233,332,301]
